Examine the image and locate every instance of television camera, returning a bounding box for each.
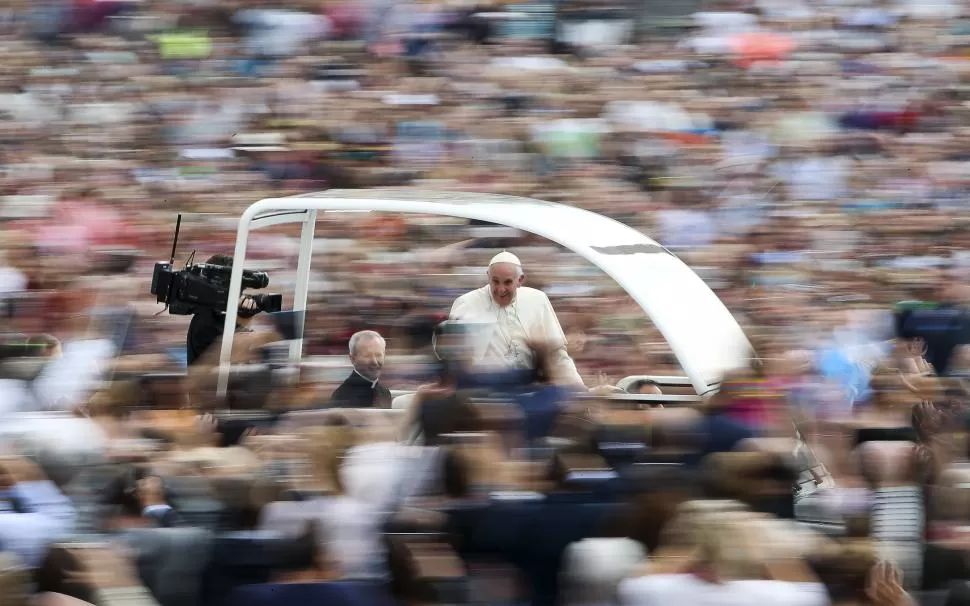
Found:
[150,215,282,317]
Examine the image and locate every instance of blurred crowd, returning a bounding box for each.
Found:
[3,0,970,603]
[1,0,969,380]
[4,324,970,606]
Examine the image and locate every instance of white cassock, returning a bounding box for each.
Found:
[449,285,584,386]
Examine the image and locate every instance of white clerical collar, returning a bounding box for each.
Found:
[489,290,518,312]
[354,369,379,388]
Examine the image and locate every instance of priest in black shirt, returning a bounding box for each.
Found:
[330,330,392,408]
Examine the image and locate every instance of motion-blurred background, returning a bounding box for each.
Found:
[2,0,970,605]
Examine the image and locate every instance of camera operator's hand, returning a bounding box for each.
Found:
[237,296,258,327]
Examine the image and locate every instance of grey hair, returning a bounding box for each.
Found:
[349,330,385,356]
[487,263,524,279]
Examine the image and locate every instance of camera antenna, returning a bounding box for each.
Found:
[169,214,182,265]
[155,214,184,317]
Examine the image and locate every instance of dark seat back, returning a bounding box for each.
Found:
[202,531,290,606]
[126,527,214,606]
[521,497,620,606]
[228,581,396,606]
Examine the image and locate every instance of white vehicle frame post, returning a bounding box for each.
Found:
[218,189,752,397]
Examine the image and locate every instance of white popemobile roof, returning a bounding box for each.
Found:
[218,188,751,396]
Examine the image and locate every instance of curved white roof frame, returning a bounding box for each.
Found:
[217,189,751,397]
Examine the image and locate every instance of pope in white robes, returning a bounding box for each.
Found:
[449,251,585,388]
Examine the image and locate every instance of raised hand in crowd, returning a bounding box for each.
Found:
[866,561,916,606]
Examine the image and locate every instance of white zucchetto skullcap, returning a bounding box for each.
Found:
[489,251,522,267]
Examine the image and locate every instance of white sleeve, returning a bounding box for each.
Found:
[551,345,584,387]
[0,482,77,568]
[449,295,468,321]
[538,293,584,386]
[744,581,832,606]
[33,338,116,411]
[617,576,674,606]
[0,380,29,415]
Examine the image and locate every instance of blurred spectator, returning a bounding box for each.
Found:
[0,457,76,568]
[4,1,970,605]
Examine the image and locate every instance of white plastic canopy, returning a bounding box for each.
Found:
[218,189,751,396]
